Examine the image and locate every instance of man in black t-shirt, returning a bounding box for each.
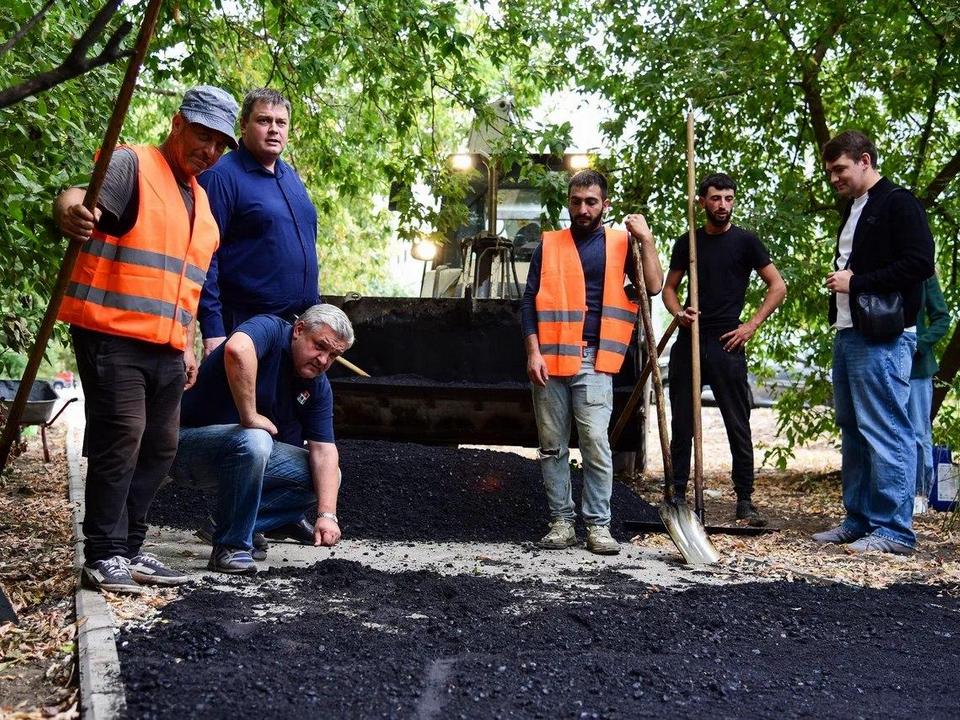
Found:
[662,173,786,525]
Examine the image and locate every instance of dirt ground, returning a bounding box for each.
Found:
[0,425,77,719]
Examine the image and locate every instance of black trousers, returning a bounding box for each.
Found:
[72,327,185,563]
[668,328,755,499]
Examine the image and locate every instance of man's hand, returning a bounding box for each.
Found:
[675,306,699,329]
[825,269,853,294]
[184,348,199,389]
[314,516,341,546]
[240,412,278,436]
[57,203,101,242]
[720,321,757,352]
[625,213,652,241]
[527,352,550,387]
[203,336,226,357]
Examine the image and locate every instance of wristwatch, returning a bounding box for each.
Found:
[318,512,339,524]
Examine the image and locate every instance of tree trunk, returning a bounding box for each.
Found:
[932,323,960,419]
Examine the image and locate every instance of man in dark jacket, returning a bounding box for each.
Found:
[815,130,935,555]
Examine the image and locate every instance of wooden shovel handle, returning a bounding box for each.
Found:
[609,316,678,447]
[686,107,705,518]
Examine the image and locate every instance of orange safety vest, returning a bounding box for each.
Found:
[58,145,220,351]
[534,228,638,376]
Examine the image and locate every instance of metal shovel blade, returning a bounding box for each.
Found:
[659,502,721,565]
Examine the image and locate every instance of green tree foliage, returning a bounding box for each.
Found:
[0,0,126,374]
[0,0,558,366]
[502,0,960,463]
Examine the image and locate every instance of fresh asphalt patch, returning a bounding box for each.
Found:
[118,560,960,719]
[120,440,960,718]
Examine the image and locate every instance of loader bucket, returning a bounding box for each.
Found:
[325,295,648,460]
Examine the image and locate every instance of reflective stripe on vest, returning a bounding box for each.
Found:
[81,237,208,286]
[65,281,193,327]
[596,229,639,373]
[534,228,638,376]
[57,145,220,350]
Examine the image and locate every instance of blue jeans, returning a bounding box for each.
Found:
[907,377,934,497]
[833,329,917,547]
[170,425,315,550]
[532,348,614,526]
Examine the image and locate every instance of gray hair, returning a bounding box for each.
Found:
[241,88,292,122]
[298,304,355,349]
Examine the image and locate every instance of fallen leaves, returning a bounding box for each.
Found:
[0,426,78,719]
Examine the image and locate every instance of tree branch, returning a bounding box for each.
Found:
[0,0,132,109]
[920,148,960,208]
[0,0,56,57]
[907,0,948,188]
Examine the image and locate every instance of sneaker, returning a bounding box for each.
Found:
[537,519,577,549]
[81,556,144,595]
[207,546,258,575]
[846,535,914,556]
[585,524,620,555]
[128,552,191,586]
[913,496,929,516]
[811,525,863,544]
[196,517,268,560]
[735,500,768,528]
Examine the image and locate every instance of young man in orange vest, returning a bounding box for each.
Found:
[521,169,663,554]
[53,86,239,593]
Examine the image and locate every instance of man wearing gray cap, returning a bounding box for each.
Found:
[54,85,239,594]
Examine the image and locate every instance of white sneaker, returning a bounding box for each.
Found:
[586,524,620,555]
[913,496,929,516]
[538,519,577,549]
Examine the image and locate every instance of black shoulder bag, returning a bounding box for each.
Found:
[844,257,904,342]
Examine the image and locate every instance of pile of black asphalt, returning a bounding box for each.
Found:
[119,560,960,719]
[150,439,662,542]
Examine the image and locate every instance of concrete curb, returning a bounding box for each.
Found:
[67,416,126,720]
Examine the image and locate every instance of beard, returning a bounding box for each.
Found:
[705,206,732,227]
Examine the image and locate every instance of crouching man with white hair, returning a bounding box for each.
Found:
[169,304,353,574]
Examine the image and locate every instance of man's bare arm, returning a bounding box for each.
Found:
[223,332,277,435]
[720,263,787,351]
[307,440,341,547]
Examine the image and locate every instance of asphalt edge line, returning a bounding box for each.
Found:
[67,416,127,720]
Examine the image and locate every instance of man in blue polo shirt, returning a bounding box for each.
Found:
[169,304,353,574]
[197,87,320,356]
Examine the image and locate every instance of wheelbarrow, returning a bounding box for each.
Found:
[0,380,77,463]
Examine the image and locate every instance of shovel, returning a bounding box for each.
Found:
[628,229,719,565]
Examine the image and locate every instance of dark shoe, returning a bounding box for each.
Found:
[264,517,316,545]
[811,525,862,544]
[128,552,190,586]
[81,556,144,595]
[207,546,258,575]
[846,535,914,556]
[196,516,268,559]
[735,500,767,527]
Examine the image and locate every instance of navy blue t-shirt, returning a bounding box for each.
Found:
[181,315,334,446]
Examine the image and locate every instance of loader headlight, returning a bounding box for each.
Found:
[411,238,438,261]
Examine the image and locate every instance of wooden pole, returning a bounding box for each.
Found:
[0,0,165,471]
[630,237,674,499]
[685,103,705,522]
[609,316,679,448]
